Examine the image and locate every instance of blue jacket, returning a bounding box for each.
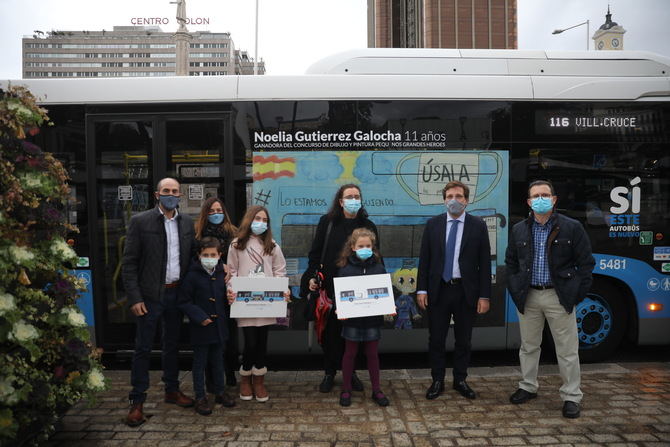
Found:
[178,259,229,345]
[336,255,387,329]
[505,213,595,314]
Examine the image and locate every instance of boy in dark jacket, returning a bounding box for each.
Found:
[178,237,234,415]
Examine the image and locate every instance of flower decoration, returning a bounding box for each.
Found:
[50,239,77,262]
[86,369,106,391]
[0,85,106,444]
[0,292,16,315]
[8,320,39,342]
[8,245,34,265]
[61,307,87,327]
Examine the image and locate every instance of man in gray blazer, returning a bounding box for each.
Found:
[123,177,195,426]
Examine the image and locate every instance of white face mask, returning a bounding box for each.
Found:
[200,257,219,270]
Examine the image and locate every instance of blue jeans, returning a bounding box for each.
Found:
[129,288,183,404]
[193,343,225,399]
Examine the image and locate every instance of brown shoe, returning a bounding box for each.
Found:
[165,391,194,408]
[215,392,236,407]
[194,397,212,416]
[125,402,145,427]
[239,367,253,400]
[252,367,269,402]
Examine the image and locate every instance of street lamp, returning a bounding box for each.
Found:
[552,20,590,50]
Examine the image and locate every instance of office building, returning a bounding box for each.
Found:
[23,26,265,78]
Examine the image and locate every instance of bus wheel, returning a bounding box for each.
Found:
[576,279,626,362]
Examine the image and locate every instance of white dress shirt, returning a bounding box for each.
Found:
[160,207,181,284]
[417,211,467,296]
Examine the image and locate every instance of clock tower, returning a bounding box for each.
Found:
[593,6,626,50]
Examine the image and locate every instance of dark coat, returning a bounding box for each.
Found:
[300,214,379,300]
[199,223,234,261]
[177,260,229,345]
[505,213,595,314]
[417,212,491,307]
[122,207,194,306]
[335,255,387,329]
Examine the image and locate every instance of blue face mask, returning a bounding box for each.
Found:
[530,197,554,214]
[251,221,268,235]
[208,213,224,225]
[159,194,180,210]
[343,199,361,215]
[200,256,219,270]
[355,248,373,260]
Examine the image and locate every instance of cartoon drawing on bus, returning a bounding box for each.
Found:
[391,266,421,329]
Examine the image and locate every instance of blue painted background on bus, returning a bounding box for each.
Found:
[504,253,670,323]
[593,254,670,318]
[253,150,509,277]
[71,269,94,326]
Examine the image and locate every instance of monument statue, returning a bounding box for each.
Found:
[170,0,188,32]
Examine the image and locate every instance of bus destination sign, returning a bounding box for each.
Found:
[535,109,642,135]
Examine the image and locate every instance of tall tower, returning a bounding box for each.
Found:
[172,0,192,75]
[593,6,626,51]
[368,0,517,49]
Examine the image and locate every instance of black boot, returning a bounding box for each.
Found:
[319,374,335,393]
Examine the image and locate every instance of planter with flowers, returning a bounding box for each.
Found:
[0,85,107,445]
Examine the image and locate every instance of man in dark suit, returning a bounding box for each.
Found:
[123,177,196,426]
[417,180,491,400]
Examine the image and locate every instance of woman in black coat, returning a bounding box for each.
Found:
[194,197,239,386]
[300,184,379,393]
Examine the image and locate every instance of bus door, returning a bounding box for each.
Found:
[86,113,230,351]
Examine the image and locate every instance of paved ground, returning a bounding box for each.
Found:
[49,362,670,447]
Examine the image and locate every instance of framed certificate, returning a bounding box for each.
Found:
[230,276,289,318]
[333,273,395,319]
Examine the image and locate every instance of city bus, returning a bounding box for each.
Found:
[6,48,669,362]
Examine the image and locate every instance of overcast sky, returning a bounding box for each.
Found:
[0,0,669,79]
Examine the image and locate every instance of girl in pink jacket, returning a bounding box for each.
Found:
[227,205,289,402]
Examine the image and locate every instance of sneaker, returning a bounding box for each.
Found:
[339,391,352,407]
[351,372,364,392]
[319,374,335,393]
[371,390,390,407]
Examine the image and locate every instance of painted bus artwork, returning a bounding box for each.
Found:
[367,288,391,300]
[237,291,285,303]
[339,290,357,302]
